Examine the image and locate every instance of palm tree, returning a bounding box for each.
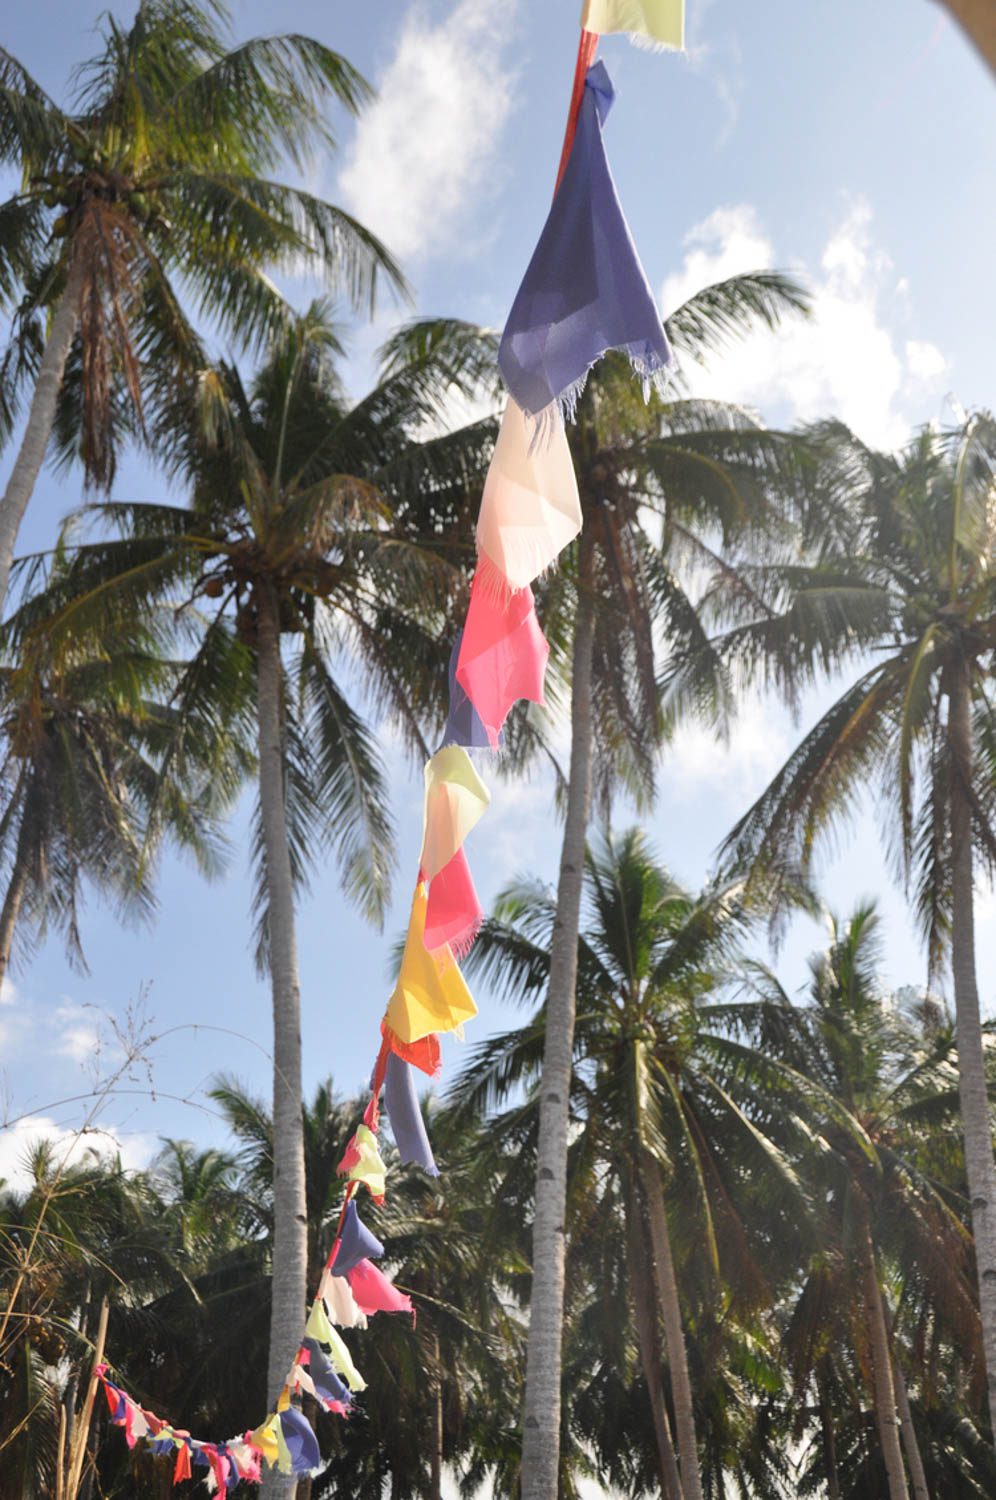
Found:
[680,413,996,1437]
[24,306,495,1470]
[452,828,808,1500]
[0,577,245,985]
[731,906,981,1500]
[515,270,813,1500]
[0,0,405,609]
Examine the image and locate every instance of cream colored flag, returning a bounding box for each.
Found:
[581,0,684,49]
[476,398,581,592]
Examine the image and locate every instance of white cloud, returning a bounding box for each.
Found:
[664,693,790,799]
[0,1115,154,1195]
[0,977,14,1005]
[338,0,520,262]
[53,1001,113,1066]
[905,338,949,382]
[662,200,950,450]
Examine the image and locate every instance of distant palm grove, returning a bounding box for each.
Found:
[1,4,995,1499]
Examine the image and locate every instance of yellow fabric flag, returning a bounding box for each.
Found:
[250,1415,280,1465]
[581,0,684,49]
[385,884,478,1043]
[420,746,490,880]
[327,1325,367,1392]
[338,1123,387,1200]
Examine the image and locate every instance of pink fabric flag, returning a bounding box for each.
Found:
[347,1258,414,1318]
[425,846,483,956]
[477,397,581,593]
[455,569,549,748]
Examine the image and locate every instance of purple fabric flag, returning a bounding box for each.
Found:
[442,630,496,751]
[279,1408,320,1474]
[331,1199,385,1275]
[384,1050,439,1176]
[302,1338,353,1410]
[498,60,673,424]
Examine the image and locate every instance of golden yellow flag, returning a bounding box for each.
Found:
[581,0,684,49]
[385,884,477,1044]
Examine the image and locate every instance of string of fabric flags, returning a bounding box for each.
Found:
[96,0,682,1486]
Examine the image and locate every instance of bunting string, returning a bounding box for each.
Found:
[97,2,682,1485]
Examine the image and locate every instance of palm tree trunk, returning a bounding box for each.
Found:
[818,1371,842,1500]
[948,660,996,1441]
[626,1189,685,1500]
[892,1349,929,1500]
[430,1330,444,1500]
[0,793,35,989]
[256,586,308,1498]
[0,257,84,612]
[936,0,996,75]
[639,1147,704,1500]
[520,542,596,1500]
[860,1222,909,1500]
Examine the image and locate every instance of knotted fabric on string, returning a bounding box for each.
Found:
[384,1050,439,1175]
[420,746,490,880]
[498,60,673,426]
[476,398,581,593]
[385,883,477,1044]
[580,0,684,48]
[455,569,549,749]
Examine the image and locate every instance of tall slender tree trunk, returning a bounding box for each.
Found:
[626,1185,685,1500]
[256,587,308,1499]
[949,660,996,1442]
[818,1371,842,1500]
[520,543,596,1500]
[639,1147,704,1500]
[0,257,84,612]
[0,847,28,990]
[430,1330,444,1500]
[892,1347,930,1500]
[860,1222,909,1500]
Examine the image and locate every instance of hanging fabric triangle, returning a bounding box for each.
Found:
[330,1199,385,1274]
[385,883,477,1044]
[581,0,684,48]
[336,1123,387,1202]
[424,846,483,958]
[319,1267,369,1329]
[477,397,582,592]
[455,569,549,750]
[382,1021,442,1078]
[347,1258,414,1317]
[420,745,490,880]
[498,60,673,424]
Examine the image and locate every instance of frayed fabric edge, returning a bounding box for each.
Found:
[628,32,684,53]
[519,348,675,446]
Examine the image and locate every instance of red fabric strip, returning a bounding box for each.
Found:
[554,28,600,195]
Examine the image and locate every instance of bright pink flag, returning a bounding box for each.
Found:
[425,846,483,957]
[455,569,549,748]
[347,1258,414,1318]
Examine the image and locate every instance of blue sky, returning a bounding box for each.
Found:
[0,0,994,1187]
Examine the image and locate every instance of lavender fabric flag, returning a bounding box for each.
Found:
[442,630,495,751]
[498,60,673,424]
[302,1339,352,1409]
[384,1050,439,1176]
[278,1408,320,1474]
[331,1199,384,1275]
